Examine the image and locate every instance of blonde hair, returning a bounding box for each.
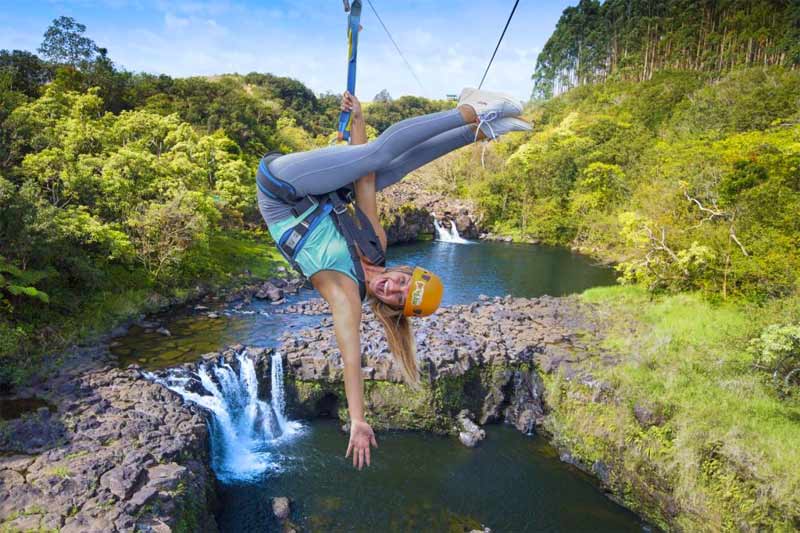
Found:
[367,265,419,388]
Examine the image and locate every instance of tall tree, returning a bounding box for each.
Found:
[38,16,98,67]
[373,89,392,102]
[532,0,800,98]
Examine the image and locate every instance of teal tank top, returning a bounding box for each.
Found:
[267,203,360,285]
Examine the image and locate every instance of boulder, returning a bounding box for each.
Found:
[100,464,146,499]
[255,282,284,302]
[272,496,291,520]
[456,410,485,448]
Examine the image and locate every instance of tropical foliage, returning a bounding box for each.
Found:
[0,18,348,384]
[445,67,800,301]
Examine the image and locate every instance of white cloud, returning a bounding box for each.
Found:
[14,0,552,102]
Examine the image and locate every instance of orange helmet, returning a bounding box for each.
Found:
[403,267,444,317]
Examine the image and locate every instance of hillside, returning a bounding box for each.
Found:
[533,0,800,97]
[443,67,800,300]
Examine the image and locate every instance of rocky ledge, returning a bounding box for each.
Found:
[270,295,614,436]
[378,177,483,243]
[0,347,217,533]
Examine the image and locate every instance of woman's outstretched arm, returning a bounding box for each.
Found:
[342,91,387,250]
[312,271,378,469]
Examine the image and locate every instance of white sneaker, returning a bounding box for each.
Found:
[477,116,532,141]
[458,87,523,118]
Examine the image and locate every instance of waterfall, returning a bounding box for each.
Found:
[433,216,470,244]
[145,349,302,482]
[271,351,288,432]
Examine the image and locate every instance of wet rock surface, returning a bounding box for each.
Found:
[271,496,291,520]
[456,410,486,448]
[0,347,217,532]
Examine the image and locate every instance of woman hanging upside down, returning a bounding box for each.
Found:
[256,88,530,469]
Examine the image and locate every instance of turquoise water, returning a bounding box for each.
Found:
[386,240,615,306]
[218,420,644,532]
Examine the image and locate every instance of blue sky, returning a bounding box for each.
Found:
[1,1,574,101]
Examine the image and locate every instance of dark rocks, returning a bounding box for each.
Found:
[504,370,547,433]
[633,403,666,428]
[377,176,484,244]
[0,351,217,532]
[255,282,285,302]
[480,233,514,243]
[267,295,604,436]
[100,464,147,499]
[272,496,291,520]
[0,407,66,453]
[276,298,330,315]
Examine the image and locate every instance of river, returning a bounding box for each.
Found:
[113,239,644,532]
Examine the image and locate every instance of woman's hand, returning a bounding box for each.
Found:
[341,90,363,120]
[345,419,378,469]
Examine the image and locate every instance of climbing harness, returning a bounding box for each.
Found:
[256,152,385,301]
[337,0,363,142]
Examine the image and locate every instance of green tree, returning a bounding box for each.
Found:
[0,50,51,97]
[38,16,98,67]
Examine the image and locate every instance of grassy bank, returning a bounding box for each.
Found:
[0,229,285,387]
[543,286,800,531]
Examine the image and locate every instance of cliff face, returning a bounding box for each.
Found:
[377,178,482,244]
[268,296,596,437]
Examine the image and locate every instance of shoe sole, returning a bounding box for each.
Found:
[481,117,532,139]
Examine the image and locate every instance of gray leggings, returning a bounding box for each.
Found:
[258,109,474,223]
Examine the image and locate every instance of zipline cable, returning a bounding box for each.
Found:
[478,0,520,89]
[365,0,426,91]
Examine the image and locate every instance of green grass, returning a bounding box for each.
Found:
[556,286,800,531]
[206,229,286,280]
[46,466,71,479]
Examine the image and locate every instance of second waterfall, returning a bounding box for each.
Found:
[433,216,470,244]
[146,350,302,482]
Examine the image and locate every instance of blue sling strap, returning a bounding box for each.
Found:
[337,0,362,142]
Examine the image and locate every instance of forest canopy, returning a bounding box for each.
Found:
[532,0,800,98]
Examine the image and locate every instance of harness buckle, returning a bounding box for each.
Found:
[284,230,302,250]
[333,203,348,215]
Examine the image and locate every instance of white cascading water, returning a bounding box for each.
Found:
[433,216,469,244]
[145,349,301,482]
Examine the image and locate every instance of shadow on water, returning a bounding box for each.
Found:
[0,397,56,420]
